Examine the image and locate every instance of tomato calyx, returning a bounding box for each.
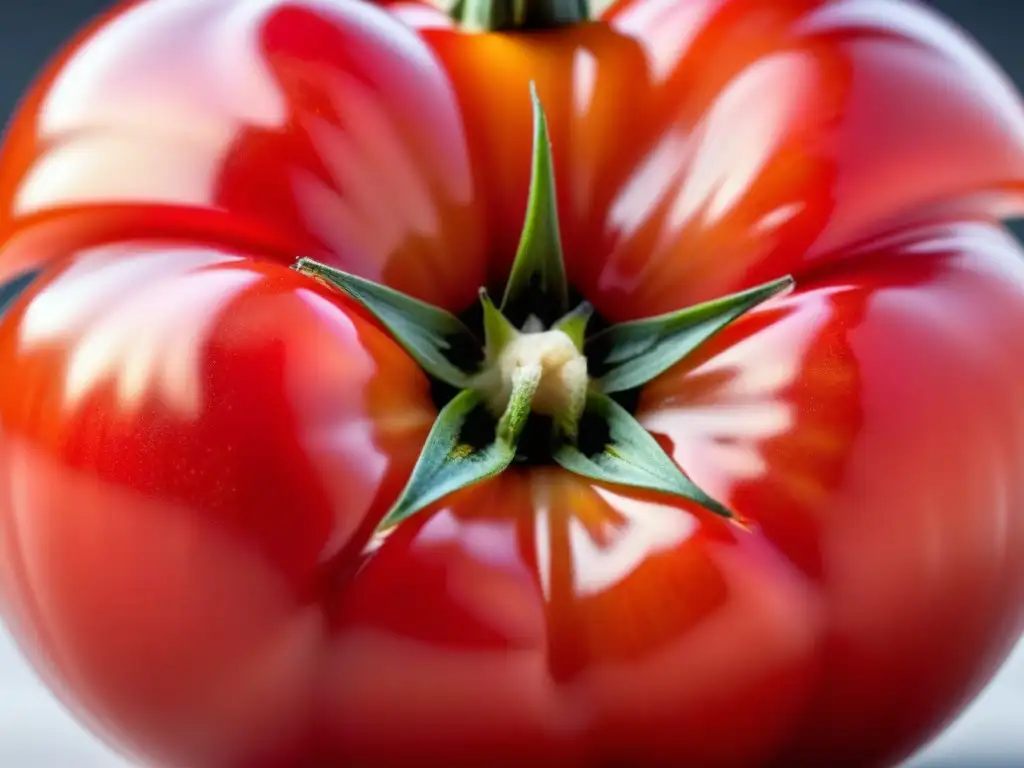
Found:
[450,0,590,32]
[474,287,590,438]
[293,87,792,534]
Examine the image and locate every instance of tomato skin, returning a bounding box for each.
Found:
[638,221,1024,765]
[0,0,488,310]
[2,1,1024,767]
[404,0,1024,318]
[0,247,435,766]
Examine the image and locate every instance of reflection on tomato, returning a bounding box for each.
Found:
[2,0,1024,766]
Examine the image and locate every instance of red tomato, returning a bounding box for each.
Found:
[2,0,1024,766]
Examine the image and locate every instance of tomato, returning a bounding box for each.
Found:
[2,0,1024,766]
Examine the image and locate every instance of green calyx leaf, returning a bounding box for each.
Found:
[480,287,519,361]
[500,83,569,327]
[293,258,479,388]
[589,275,794,394]
[377,367,540,531]
[554,391,733,519]
[552,301,593,352]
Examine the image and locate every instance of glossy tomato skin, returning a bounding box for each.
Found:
[0,248,437,766]
[2,1,1024,767]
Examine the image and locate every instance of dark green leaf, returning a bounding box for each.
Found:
[378,390,512,529]
[590,275,794,394]
[554,391,732,518]
[378,367,540,531]
[479,287,518,361]
[294,258,479,388]
[0,269,42,322]
[552,301,593,351]
[500,83,569,326]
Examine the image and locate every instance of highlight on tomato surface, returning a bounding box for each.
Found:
[1,0,1024,766]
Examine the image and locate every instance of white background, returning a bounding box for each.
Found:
[1,623,1021,765]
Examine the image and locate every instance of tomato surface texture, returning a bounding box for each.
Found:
[2,0,1024,766]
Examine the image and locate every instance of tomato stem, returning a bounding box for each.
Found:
[452,0,589,31]
[473,310,589,438]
